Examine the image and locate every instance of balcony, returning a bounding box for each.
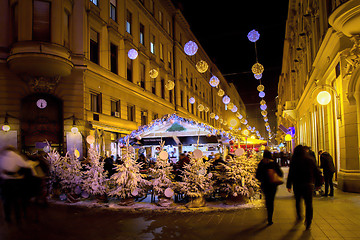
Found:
[329,0,360,37]
[7,41,73,77]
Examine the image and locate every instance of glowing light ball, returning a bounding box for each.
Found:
[243,129,249,136]
[260,100,266,105]
[198,104,204,111]
[265,123,269,127]
[247,29,260,42]
[230,119,237,127]
[209,75,220,87]
[204,107,209,112]
[222,95,231,104]
[254,73,262,80]
[217,89,225,97]
[184,40,198,56]
[240,118,246,124]
[189,97,195,104]
[264,117,268,122]
[223,121,227,126]
[219,118,223,124]
[215,115,219,120]
[317,91,331,105]
[257,84,265,92]
[149,69,159,78]
[71,126,79,134]
[259,91,265,98]
[164,188,174,198]
[196,60,208,73]
[159,151,169,160]
[86,135,95,145]
[260,104,267,111]
[243,119,248,125]
[227,102,234,110]
[2,124,10,132]
[235,148,245,156]
[231,106,238,113]
[74,149,80,158]
[251,62,264,75]
[128,49,138,60]
[285,134,292,141]
[165,80,175,90]
[261,110,267,116]
[236,112,243,119]
[247,125,252,130]
[210,113,216,119]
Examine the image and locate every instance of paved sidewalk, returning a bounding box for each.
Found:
[1,168,360,240]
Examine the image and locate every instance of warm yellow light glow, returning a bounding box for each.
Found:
[2,124,10,132]
[196,60,208,73]
[243,129,249,136]
[71,126,79,134]
[285,134,292,141]
[227,102,234,110]
[251,135,256,139]
[149,69,159,78]
[317,91,331,105]
[229,119,237,127]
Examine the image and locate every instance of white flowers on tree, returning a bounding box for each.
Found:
[82,148,108,196]
[109,143,149,199]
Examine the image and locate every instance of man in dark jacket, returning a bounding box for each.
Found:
[287,145,322,230]
[319,151,335,197]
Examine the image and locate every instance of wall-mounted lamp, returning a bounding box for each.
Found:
[2,113,17,132]
[65,114,79,134]
[311,84,341,119]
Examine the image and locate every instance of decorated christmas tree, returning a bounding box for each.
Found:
[108,142,149,199]
[81,148,108,196]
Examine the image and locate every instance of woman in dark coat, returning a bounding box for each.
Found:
[256,150,283,225]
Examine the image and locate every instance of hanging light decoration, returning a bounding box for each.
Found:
[264,117,268,122]
[223,121,227,126]
[215,115,219,120]
[231,106,238,113]
[257,84,265,92]
[230,119,237,127]
[128,49,138,60]
[222,95,231,104]
[149,69,159,78]
[196,60,208,73]
[317,91,332,105]
[204,107,209,112]
[189,97,195,104]
[227,102,234,110]
[243,119,248,125]
[259,91,265,98]
[209,75,220,87]
[260,100,266,105]
[254,73,262,80]
[265,123,270,127]
[210,113,216,119]
[198,104,204,111]
[236,112,243,119]
[260,104,267,111]
[240,118,246,124]
[219,118,224,124]
[247,29,260,42]
[251,62,264,75]
[217,89,225,97]
[247,125,252,131]
[184,41,198,56]
[165,80,175,90]
[261,110,268,116]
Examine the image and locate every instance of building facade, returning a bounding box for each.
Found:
[0,0,246,157]
[277,0,360,192]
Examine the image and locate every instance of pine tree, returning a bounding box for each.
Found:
[82,148,108,196]
[109,143,149,199]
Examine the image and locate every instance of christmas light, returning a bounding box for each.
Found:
[317,91,331,105]
[257,85,265,92]
[231,106,238,112]
[259,91,265,98]
[217,89,225,97]
[184,41,198,56]
[189,97,195,104]
[227,102,234,110]
[198,104,204,111]
[128,49,138,60]
[165,80,175,90]
[252,62,264,75]
[247,29,260,42]
[260,104,267,111]
[196,60,208,73]
[210,113,215,118]
[215,115,219,120]
[254,73,262,80]
[209,75,220,87]
[149,69,159,78]
[222,95,230,104]
[260,100,266,105]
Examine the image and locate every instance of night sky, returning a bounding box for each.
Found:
[173,1,289,138]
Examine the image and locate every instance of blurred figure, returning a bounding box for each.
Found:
[0,146,32,224]
[136,154,148,171]
[319,150,335,197]
[304,146,316,164]
[174,153,190,181]
[287,145,322,230]
[256,150,283,225]
[104,155,116,178]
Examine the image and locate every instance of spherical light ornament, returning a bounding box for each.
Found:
[257,85,265,92]
[71,126,79,134]
[227,102,234,110]
[317,91,331,105]
[252,62,264,75]
[223,121,227,126]
[219,118,223,124]
[254,73,262,80]
[164,188,174,198]
[231,106,238,113]
[204,107,209,112]
[230,119,237,127]
[209,75,220,87]
[243,119,248,125]
[149,69,159,78]
[243,129,249,136]
[265,123,269,127]
[235,148,245,157]
[2,124,10,132]
[261,110,268,116]
[222,95,231,104]
[198,104,205,111]
[260,100,266,105]
[128,49,138,60]
[159,151,169,160]
[240,118,246,124]
[189,97,195,104]
[259,91,265,98]
[210,113,216,119]
[196,60,208,73]
[247,29,260,42]
[165,80,175,90]
[217,89,225,97]
[86,135,95,145]
[184,40,198,56]
[285,134,292,142]
[260,104,267,111]
[264,117,268,122]
[215,115,219,120]
[236,112,243,119]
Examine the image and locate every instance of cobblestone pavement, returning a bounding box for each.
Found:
[1,168,360,240]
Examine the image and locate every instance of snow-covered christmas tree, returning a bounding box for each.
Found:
[81,148,108,196]
[108,141,149,199]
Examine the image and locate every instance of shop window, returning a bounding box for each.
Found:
[91,93,102,113]
[33,0,50,41]
[110,0,117,22]
[90,28,99,64]
[140,23,145,45]
[127,105,135,122]
[110,43,118,74]
[126,10,132,34]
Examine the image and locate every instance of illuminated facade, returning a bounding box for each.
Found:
[278,0,360,192]
[0,0,245,157]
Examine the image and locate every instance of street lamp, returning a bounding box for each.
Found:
[312,84,341,119]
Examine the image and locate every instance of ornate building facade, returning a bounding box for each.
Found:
[277,0,360,192]
[0,0,246,157]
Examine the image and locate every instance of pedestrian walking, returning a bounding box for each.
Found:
[287,145,322,230]
[256,150,283,225]
[319,150,335,197]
